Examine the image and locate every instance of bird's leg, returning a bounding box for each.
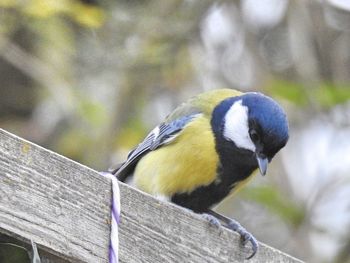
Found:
[207,209,258,259]
[201,213,221,228]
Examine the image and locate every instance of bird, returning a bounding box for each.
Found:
[110,88,289,259]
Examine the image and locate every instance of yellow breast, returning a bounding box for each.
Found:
[133,115,219,196]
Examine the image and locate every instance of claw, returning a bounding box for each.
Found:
[227,220,258,259]
[241,231,258,259]
[207,210,259,259]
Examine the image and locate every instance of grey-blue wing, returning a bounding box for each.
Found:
[111,113,200,181]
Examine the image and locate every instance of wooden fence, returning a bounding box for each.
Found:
[0,129,303,262]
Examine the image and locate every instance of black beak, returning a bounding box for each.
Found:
[256,155,268,176]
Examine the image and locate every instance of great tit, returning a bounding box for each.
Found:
[111,89,289,258]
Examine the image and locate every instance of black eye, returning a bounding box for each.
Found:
[249,129,260,143]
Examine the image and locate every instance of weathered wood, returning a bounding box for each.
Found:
[0,129,111,262]
[0,129,303,262]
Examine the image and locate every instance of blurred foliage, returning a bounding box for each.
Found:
[0,243,30,263]
[267,78,350,109]
[317,83,350,108]
[115,117,147,149]
[267,78,309,106]
[241,185,305,228]
[0,0,105,28]
[78,98,108,126]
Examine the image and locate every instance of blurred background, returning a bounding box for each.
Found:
[1,0,350,262]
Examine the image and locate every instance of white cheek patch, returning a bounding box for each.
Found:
[223,100,256,152]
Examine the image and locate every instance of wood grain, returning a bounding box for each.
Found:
[0,129,303,263]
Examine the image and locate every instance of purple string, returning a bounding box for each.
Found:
[100,172,121,263]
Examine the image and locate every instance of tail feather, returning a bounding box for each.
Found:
[108,162,137,182]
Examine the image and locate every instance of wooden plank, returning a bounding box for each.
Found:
[0,129,111,262]
[0,129,303,263]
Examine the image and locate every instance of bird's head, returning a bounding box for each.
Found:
[211,92,289,176]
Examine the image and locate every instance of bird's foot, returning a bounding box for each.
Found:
[207,210,259,259]
[226,219,259,259]
[201,213,221,228]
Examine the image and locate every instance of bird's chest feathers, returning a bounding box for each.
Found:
[205,138,258,202]
[216,142,257,188]
[171,137,256,213]
[133,115,219,195]
[170,155,256,213]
